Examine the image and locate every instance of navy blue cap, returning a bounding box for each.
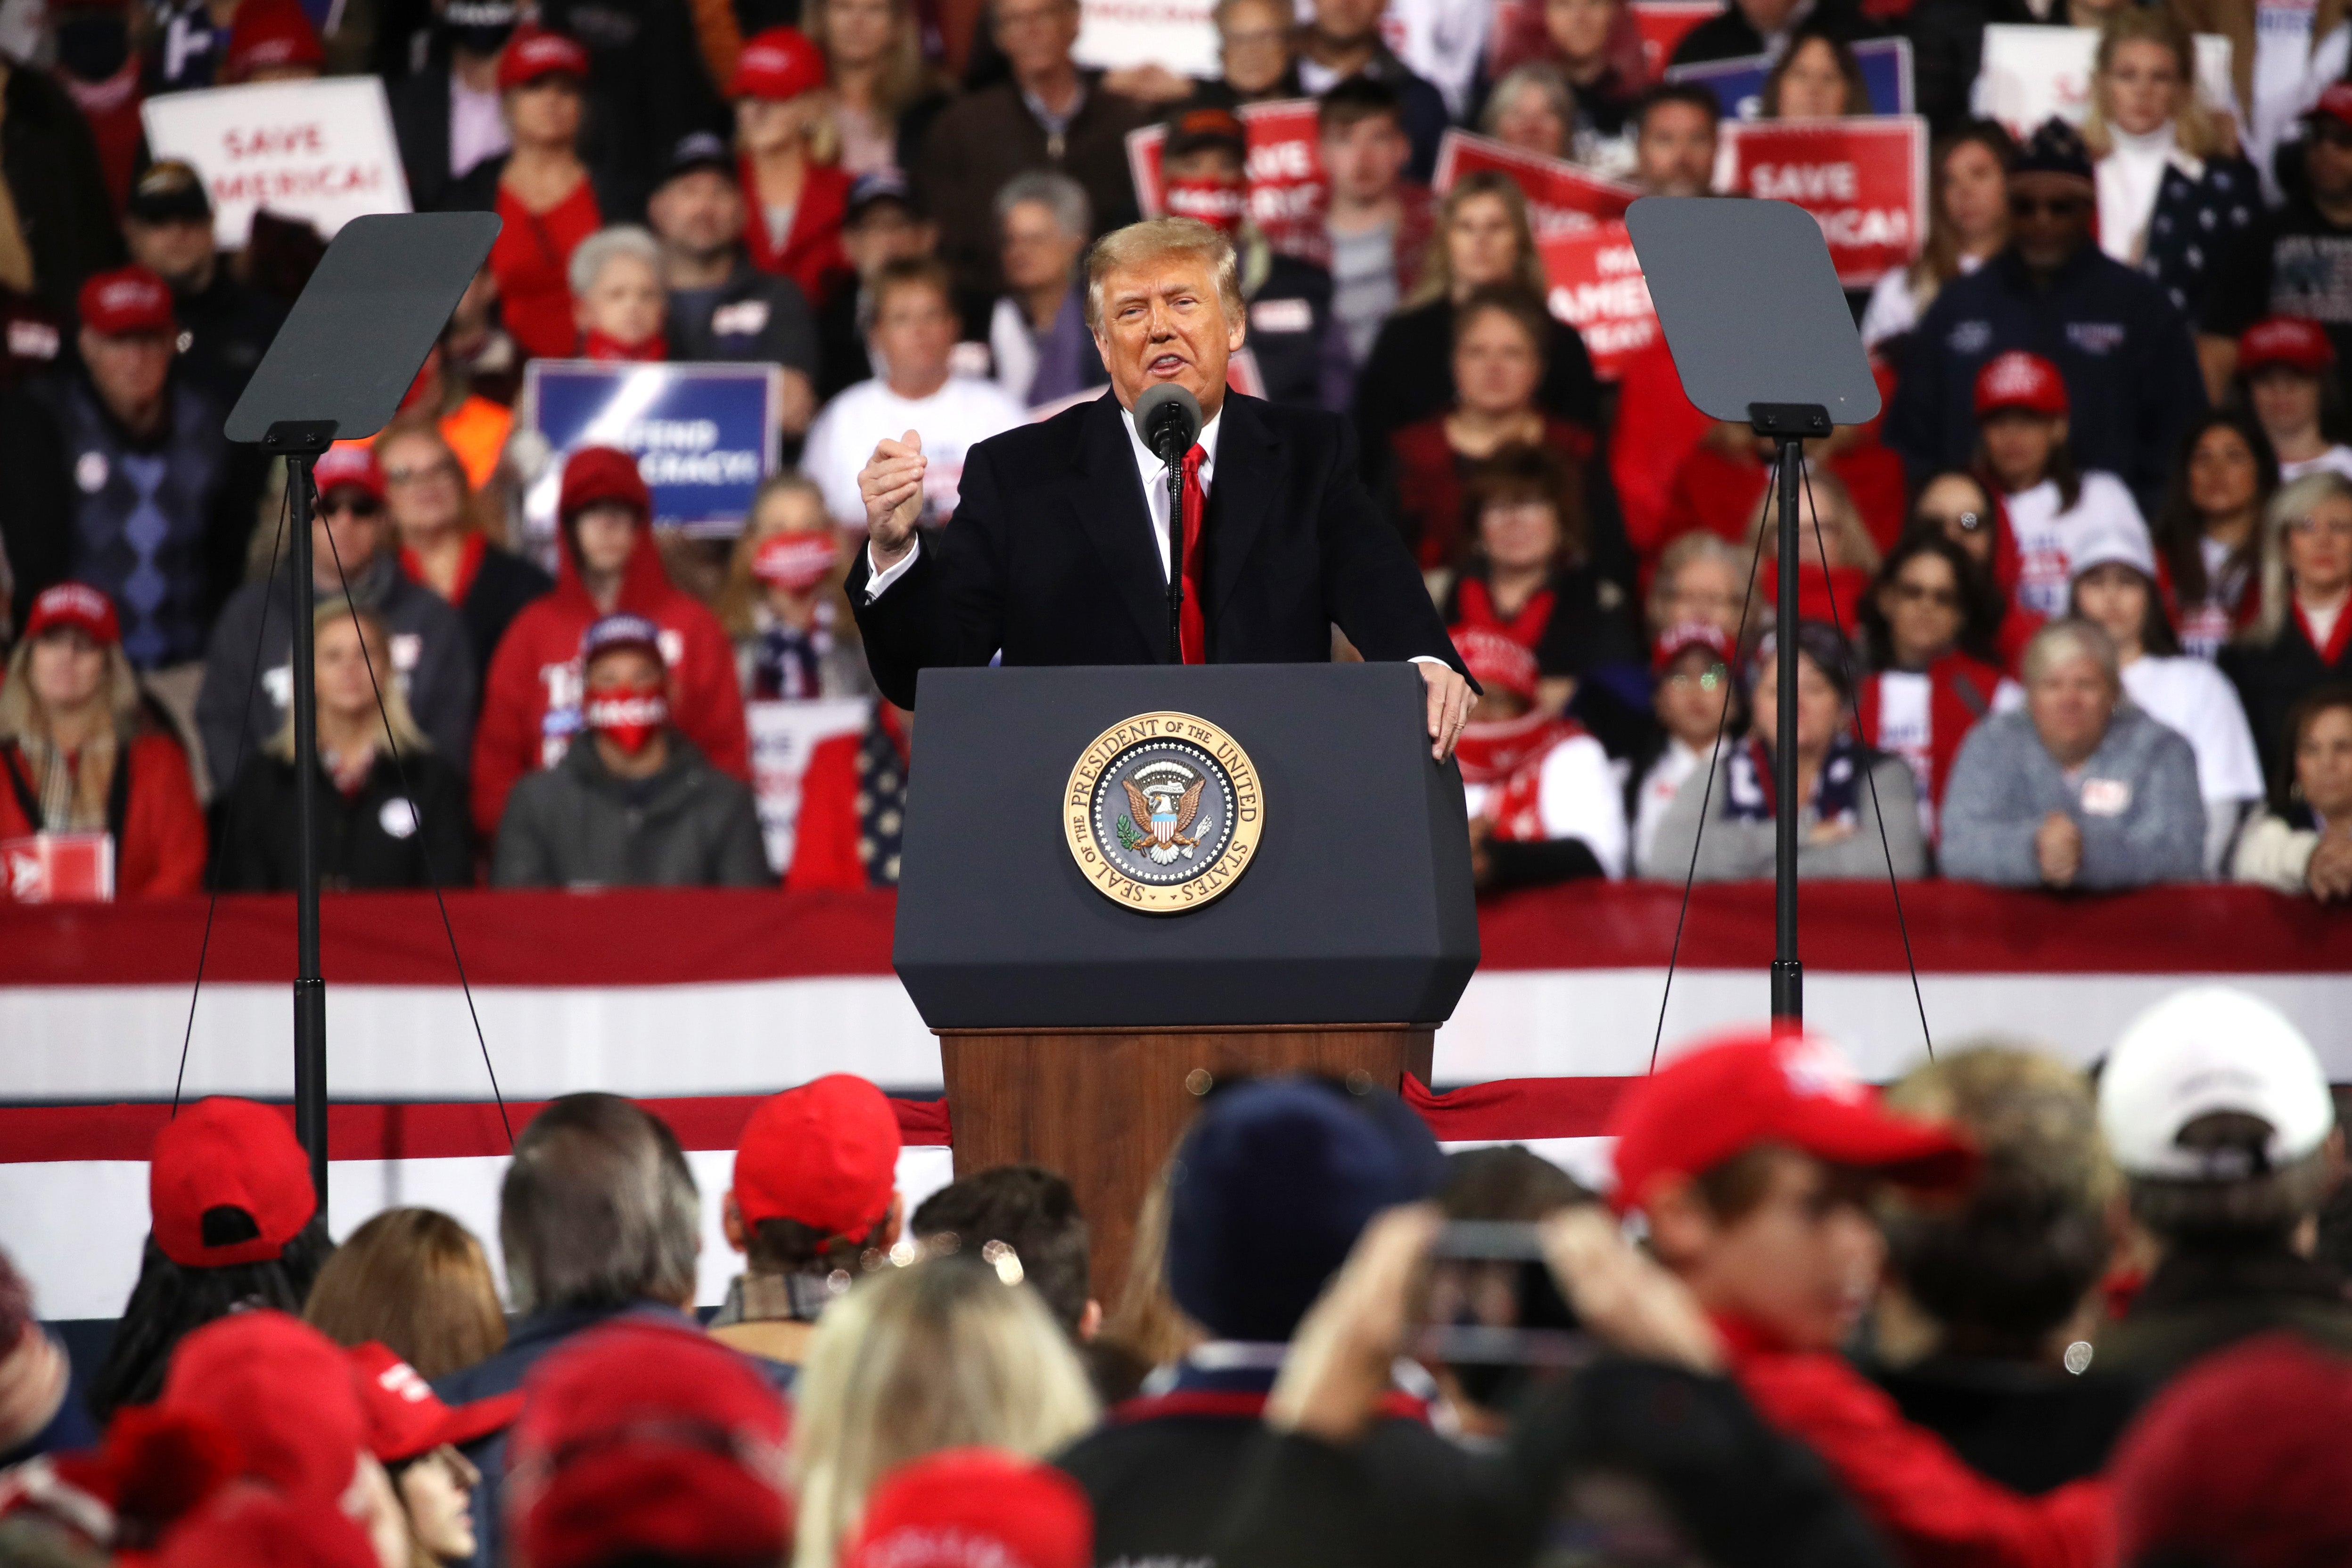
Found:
[2014,118,2093,186]
[579,612,664,667]
[847,169,919,222]
[660,131,732,188]
[1165,1077,1443,1343]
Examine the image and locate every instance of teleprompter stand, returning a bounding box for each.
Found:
[225,212,501,1208]
[1625,199,1880,1026]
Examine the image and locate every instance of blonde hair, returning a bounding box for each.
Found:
[2082,10,2226,161]
[789,1257,1100,1568]
[0,628,143,825]
[1646,531,1749,638]
[2247,470,2352,646]
[715,470,860,642]
[374,421,502,546]
[1756,468,1881,576]
[1084,217,1243,334]
[803,0,943,123]
[1407,171,1547,310]
[265,602,432,763]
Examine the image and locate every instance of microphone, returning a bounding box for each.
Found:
[1134,383,1202,468]
[1131,384,1202,666]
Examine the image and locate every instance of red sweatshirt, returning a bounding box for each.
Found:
[1717,1314,2113,1568]
[0,731,207,896]
[469,522,750,840]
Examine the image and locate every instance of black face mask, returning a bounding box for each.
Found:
[56,13,131,80]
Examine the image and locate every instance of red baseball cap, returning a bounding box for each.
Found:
[157,1485,377,1568]
[348,1344,524,1465]
[1652,620,1732,674]
[1972,350,2068,420]
[24,583,121,647]
[732,1074,900,1238]
[498,24,590,90]
[79,265,176,338]
[1449,625,1538,701]
[2238,315,2335,376]
[313,440,387,504]
[506,1319,791,1568]
[559,445,652,523]
[844,1449,1093,1568]
[729,26,826,101]
[2307,82,2352,131]
[223,0,322,81]
[1608,1028,1977,1215]
[158,1311,368,1509]
[149,1097,316,1268]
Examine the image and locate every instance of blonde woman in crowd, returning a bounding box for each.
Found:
[716,473,874,701]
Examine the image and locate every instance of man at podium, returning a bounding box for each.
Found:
[847,216,1477,761]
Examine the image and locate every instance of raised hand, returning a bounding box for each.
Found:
[859,429,927,570]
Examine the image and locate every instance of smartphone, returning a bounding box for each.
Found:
[1415,1219,1591,1368]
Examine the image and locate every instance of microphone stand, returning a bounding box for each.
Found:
[1164,452,1184,665]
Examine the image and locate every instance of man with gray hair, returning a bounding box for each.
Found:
[432,1093,734,1568]
[1941,618,2205,888]
[987,170,1105,408]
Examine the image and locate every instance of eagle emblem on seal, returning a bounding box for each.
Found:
[1119,769,1208,865]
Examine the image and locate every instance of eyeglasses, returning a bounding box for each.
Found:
[384,460,460,486]
[320,494,384,519]
[2008,194,2089,218]
[1891,580,1962,608]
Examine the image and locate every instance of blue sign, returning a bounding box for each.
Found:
[1665,36,1913,122]
[522,361,783,538]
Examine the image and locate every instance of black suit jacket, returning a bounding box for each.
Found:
[847,391,1466,708]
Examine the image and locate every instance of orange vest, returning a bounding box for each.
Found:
[439,395,512,493]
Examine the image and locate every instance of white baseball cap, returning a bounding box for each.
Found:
[2066,518,2157,584]
[2098,986,2335,1180]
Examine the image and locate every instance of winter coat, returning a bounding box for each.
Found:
[1354,299,1602,482]
[2231,805,2325,893]
[739,157,853,314]
[1640,743,1928,882]
[2220,611,2352,797]
[1940,706,2206,888]
[491,729,770,888]
[195,554,477,797]
[2,58,124,318]
[469,505,748,839]
[666,258,819,375]
[400,535,555,698]
[0,729,206,895]
[214,746,471,891]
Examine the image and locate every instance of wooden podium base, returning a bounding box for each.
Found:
[937,1024,1436,1303]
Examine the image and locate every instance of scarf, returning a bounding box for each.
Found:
[581,328,667,362]
[1453,575,1556,652]
[707,1270,838,1328]
[12,735,106,833]
[752,601,837,701]
[1723,734,1866,829]
[1454,710,1573,787]
[1486,717,1590,842]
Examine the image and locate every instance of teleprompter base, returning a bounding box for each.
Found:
[937,1023,1436,1305]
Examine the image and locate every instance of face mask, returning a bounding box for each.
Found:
[1165,177,1247,238]
[752,531,839,594]
[584,682,668,754]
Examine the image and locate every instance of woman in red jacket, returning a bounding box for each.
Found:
[787,699,908,890]
[732,27,854,312]
[0,583,205,897]
[472,27,603,361]
[1853,532,2008,841]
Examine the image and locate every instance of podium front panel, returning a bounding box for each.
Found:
[894,664,1479,1029]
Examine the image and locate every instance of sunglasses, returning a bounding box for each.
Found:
[320,494,384,519]
[384,460,460,485]
[2008,194,2089,218]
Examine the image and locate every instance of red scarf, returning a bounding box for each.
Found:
[1484,718,1588,842]
[2294,598,2352,667]
[1454,709,1573,787]
[581,329,667,362]
[1454,575,1556,651]
[401,533,488,606]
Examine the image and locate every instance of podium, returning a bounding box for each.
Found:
[896,663,1480,1297]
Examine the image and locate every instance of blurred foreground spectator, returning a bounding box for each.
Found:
[910,1164,1098,1344]
[0,583,206,895]
[1295,0,1446,178]
[2234,684,2352,896]
[388,0,518,213]
[0,49,123,319]
[844,1450,1091,1568]
[493,613,769,887]
[303,1207,509,1380]
[121,162,286,407]
[1450,626,1627,887]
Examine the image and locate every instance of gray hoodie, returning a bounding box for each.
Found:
[491,728,771,889]
[1940,706,2206,889]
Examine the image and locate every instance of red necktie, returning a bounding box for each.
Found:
[1179,443,1208,664]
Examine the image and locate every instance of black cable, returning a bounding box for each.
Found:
[319,516,513,1148]
[174,484,292,1116]
[1648,483,1775,1075]
[1796,460,1934,1061]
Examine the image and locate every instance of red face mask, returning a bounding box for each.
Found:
[752,530,839,594]
[582,329,669,363]
[1165,176,1247,238]
[583,681,669,754]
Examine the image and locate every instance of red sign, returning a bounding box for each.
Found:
[1127,99,1328,260]
[1629,0,1723,77]
[2,833,115,903]
[1432,131,1643,239]
[1719,117,1929,287]
[1537,220,1659,381]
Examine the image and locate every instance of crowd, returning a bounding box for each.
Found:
[4,985,2351,1567]
[4,0,2352,903]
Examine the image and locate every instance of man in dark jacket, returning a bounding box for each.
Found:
[195,442,476,795]
[2095,986,2352,1392]
[387,0,519,213]
[817,173,943,401]
[121,161,287,407]
[491,613,770,887]
[1885,119,2208,517]
[1293,0,1449,181]
[2201,85,2352,382]
[0,266,262,672]
[914,0,1151,300]
[0,52,123,317]
[1667,0,1883,68]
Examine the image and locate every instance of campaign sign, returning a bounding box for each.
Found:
[1720,117,1928,286]
[748,697,870,873]
[1074,0,1217,77]
[2,833,115,903]
[1972,25,2233,142]
[520,361,784,541]
[1665,34,1913,121]
[1538,220,1660,380]
[1432,131,1643,237]
[1127,99,1328,258]
[1630,0,1724,77]
[142,77,411,249]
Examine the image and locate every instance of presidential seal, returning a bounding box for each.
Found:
[1063,711,1264,912]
